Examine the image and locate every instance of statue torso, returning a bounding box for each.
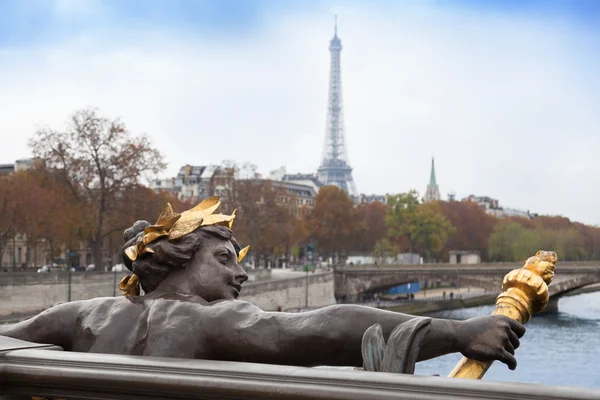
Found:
[69,295,237,359]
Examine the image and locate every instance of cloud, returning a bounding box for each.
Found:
[0,1,599,224]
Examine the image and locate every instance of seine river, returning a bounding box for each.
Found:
[416,291,600,388]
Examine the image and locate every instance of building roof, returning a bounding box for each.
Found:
[283,173,325,187]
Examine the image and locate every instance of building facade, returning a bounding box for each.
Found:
[449,250,481,264]
[462,194,532,219]
[151,164,235,203]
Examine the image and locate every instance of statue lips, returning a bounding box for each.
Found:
[230,283,242,298]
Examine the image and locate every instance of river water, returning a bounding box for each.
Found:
[416,291,600,388]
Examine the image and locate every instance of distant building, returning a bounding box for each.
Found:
[462,195,500,211]
[237,178,317,218]
[462,194,532,219]
[424,157,441,203]
[358,194,387,204]
[270,167,325,195]
[490,208,531,219]
[272,180,317,218]
[0,163,14,175]
[0,158,36,176]
[449,250,481,264]
[151,164,234,203]
[0,233,52,270]
[15,158,34,171]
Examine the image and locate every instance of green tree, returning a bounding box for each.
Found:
[385,190,420,254]
[557,228,587,261]
[412,202,455,262]
[372,238,397,265]
[488,221,521,261]
[488,221,539,262]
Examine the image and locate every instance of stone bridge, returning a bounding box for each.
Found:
[334,263,600,304]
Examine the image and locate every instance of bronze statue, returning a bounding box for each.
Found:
[0,197,525,373]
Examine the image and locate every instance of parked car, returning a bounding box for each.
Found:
[85,264,96,271]
[111,263,126,272]
[37,264,62,273]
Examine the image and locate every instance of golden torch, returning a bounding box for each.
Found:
[448,250,558,379]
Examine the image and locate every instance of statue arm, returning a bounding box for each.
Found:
[0,302,79,350]
[207,302,460,367]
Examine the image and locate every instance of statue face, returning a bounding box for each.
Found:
[186,235,248,301]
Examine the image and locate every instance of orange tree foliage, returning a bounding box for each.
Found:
[351,201,387,254]
[29,108,165,269]
[224,178,305,266]
[437,200,497,261]
[0,166,76,268]
[306,186,357,259]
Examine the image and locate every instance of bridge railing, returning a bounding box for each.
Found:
[1,339,598,400]
[344,291,499,308]
[336,261,600,271]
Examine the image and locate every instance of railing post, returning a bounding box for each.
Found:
[67,269,72,302]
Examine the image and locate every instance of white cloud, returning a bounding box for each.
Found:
[0,2,598,224]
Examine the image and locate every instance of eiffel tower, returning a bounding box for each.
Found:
[316,18,358,197]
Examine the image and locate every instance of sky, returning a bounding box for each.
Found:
[0,0,599,224]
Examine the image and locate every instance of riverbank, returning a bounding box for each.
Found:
[379,282,600,315]
[381,294,498,315]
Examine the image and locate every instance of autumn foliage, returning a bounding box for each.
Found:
[4,109,600,268]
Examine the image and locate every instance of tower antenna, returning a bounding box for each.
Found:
[335,15,338,36]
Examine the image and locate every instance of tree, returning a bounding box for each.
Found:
[372,238,397,265]
[438,200,497,261]
[0,175,19,268]
[353,201,387,254]
[412,202,455,262]
[385,190,421,254]
[29,108,165,269]
[307,186,357,260]
[488,221,538,262]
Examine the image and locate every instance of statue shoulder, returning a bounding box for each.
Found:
[202,299,262,320]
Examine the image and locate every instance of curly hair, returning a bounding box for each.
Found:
[121,220,241,294]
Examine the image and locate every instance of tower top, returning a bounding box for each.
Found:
[330,15,342,50]
[334,15,338,37]
[429,157,437,186]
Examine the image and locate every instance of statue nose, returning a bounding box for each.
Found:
[235,266,248,284]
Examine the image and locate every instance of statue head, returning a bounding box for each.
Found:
[120,197,250,301]
[523,250,557,284]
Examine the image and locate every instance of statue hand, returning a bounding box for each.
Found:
[456,315,526,370]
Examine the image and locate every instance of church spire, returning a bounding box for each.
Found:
[424,157,441,203]
[429,157,437,186]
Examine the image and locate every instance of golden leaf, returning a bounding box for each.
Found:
[119,274,140,296]
[238,245,250,263]
[124,245,138,261]
[229,209,237,229]
[142,228,169,245]
[189,196,220,212]
[201,213,235,227]
[169,199,224,240]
